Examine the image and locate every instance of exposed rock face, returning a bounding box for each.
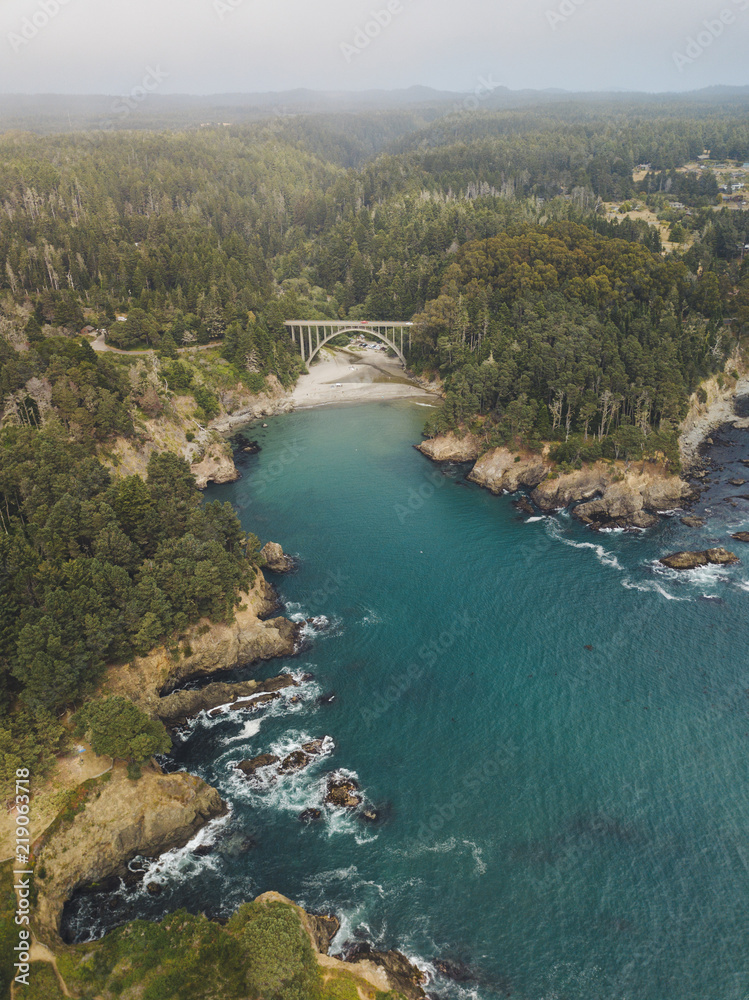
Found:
[467,448,550,494]
[34,767,226,944]
[732,532,749,543]
[261,541,295,573]
[341,944,427,1000]
[325,774,362,809]
[191,446,240,489]
[531,469,606,510]
[252,892,421,997]
[237,754,280,777]
[157,674,297,725]
[417,432,482,462]
[102,573,300,716]
[681,516,706,528]
[533,465,695,530]
[239,740,330,782]
[660,547,740,570]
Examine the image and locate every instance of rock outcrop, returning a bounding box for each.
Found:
[156,674,297,725]
[467,448,550,494]
[237,754,281,777]
[252,892,425,997]
[102,573,300,716]
[660,547,740,570]
[191,447,240,489]
[325,774,362,809]
[731,532,749,543]
[340,943,428,1000]
[417,432,482,463]
[34,767,226,944]
[420,433,694,530]
[534,465,694,530]
[681,516,706,528]
[261,541,295,573]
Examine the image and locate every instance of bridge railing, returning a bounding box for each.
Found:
[284,321,413,364]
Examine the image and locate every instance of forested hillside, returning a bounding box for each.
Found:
[1,99,749,753]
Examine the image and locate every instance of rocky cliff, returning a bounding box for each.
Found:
[33,767,226,944]
[102,572,300,716]
[679,352,749,468]
[420,434,695,529]
[417,431,483,462]
[254,892,427,999]
[467,447,550,493]
[532,464,694,528]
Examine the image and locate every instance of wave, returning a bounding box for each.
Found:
[462,840,487,875]
[176,671,322,743]
[544,519,624,571]
[621,578,690,602]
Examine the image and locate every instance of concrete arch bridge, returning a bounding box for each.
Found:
[285,321,413,366]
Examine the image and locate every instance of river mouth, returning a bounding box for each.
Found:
[64,402,749,1000]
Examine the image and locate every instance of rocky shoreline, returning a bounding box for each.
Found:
[418,438,694,530]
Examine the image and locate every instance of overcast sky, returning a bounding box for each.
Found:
[1,0,747,96]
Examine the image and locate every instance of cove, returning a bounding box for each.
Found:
[64,400,749,1000]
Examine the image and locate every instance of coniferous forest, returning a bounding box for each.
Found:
[1,95,749,777]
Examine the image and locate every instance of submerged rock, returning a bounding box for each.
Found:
[660,547,739,570]
[299,808,323,824]
[261,541,295,573]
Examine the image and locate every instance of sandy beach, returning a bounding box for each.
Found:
[290,346,440,409]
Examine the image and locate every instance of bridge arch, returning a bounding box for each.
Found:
[285,321,412,368]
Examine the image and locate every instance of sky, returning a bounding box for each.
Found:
[0,0,747,96]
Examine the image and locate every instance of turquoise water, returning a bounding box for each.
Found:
[66,402,749,1000]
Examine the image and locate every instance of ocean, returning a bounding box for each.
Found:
[64,400,749,1000]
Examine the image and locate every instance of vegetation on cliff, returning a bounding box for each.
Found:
[57,899,404,1000]
[414,220,747,465]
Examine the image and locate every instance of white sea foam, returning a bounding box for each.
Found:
[621,578,690,601]
[545,520,624,571]
[137,810,233,890]
[463,840,487,875]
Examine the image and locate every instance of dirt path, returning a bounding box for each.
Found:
[90,333,223,356]
[28,942,73,997]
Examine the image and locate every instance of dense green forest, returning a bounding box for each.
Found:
[1,97,749,772]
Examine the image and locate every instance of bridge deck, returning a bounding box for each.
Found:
[285,320,413,364]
